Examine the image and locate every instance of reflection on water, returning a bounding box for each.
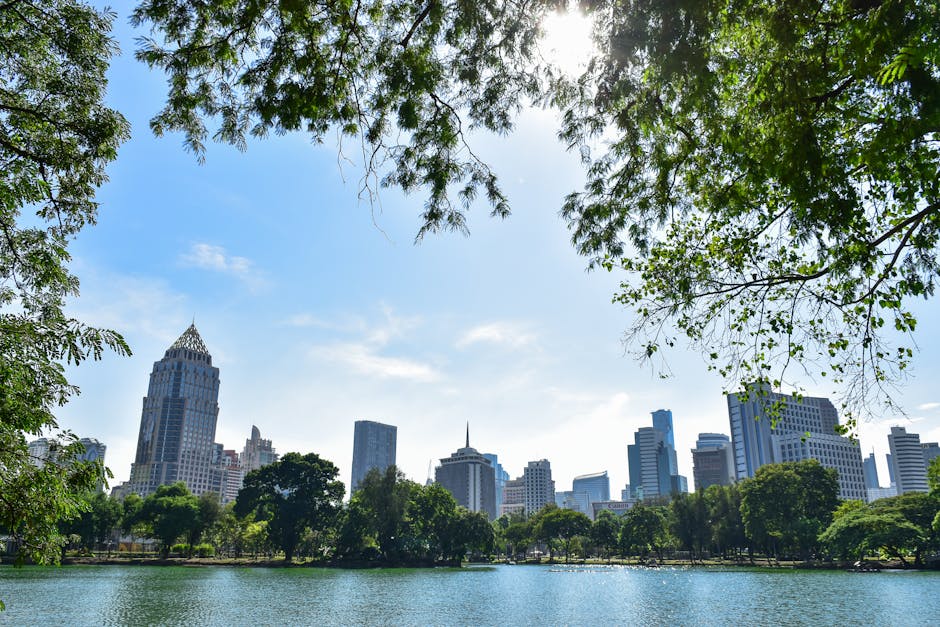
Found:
[1,564,937,626]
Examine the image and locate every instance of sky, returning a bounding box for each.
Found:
[51,6,940,497]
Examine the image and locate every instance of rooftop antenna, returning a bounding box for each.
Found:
[466,421,470,448]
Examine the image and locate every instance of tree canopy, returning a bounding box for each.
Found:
[132,0,940,419]
[235,452,344,562]
[0,0,129,566]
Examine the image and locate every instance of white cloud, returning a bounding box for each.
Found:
[916,402,940,412]
[312,342,440,382]
[179,243,264,288]
[456,322,536,350]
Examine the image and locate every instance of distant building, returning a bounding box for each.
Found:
[691,433,734,491]
[435,427,497,520]
[888,426,929,494]
[867,486,898,502]
[727,385,865,500]
[219,449,243,504]
[774,432,866,501]
[592,500,636,518]
[862,452,880,491]
[241,425,278,473]
[500,477,525,517]
[127,324,223,497]
[483,453,509,514]
[565,471,611,520]
[886,453,896,485]
[555,490,590,514]
[27,438,53,467]
[628,410,686,499]
[923,442,940,467]
[350,420,397,492]
[523,460,555,516]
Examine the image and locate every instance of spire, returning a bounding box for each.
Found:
[169,323,210,355]
[466,422,470,448]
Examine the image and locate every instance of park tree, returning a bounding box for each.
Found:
[342,465,417,561]
[235,452,344,562]
[138,482,200,557]
[184,492,222,556]
[590,510,621,562]
[928,457,940,494]
[869,491,940,567]
[539,507,592,563]
[0,0,130,572]
[670,491,709,562]
[740,460,839,561]
[619,503,669,560]
[132,0,940,423]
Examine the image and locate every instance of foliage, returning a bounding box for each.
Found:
[869,491,939,566]
[0,0,130,571]
[60,491,122,551]
[561,0,940,424]
[590,510,621,561]
[619,503,669,559]
[537,507,591,563]
[928,456,940,494]
[134,0,940,418]
[235,452,344,562]
[819,507,922,563]
[339,465,415,560]
[740,460,839,560]
[0,435,107,563]
[138,483,200,557]
[129,0,562,238]
[670,491,709,561]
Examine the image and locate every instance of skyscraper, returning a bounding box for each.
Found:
[627,410,686,499]
[523,459,555,515]
[888,426,929,494]
[435,427,497,520]
[127,324,222,497]
[568,471,610,520]
[241,425,278,473]
[483,453,509,514]
[862,452,880,490]
[727,385,866,500]
[350,420,397,492]
[691,433,734,491]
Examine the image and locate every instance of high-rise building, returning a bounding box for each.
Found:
[888,426,929,494]
[241,425,278,473]
[862,452,880,490]
[628,410,687,499]
[727,385,865,500]
[219,449,244,504]
[350,420,397,492]
[691,433,734,491]
[501,477,525,517]
[557,471,611,520]
[923,442,940,467]
[886,453,896,485]
[26,438,52,468]
[435,427,497,520]
[523,459,555,516]
[483,453,509,514]
[127,324,223,497]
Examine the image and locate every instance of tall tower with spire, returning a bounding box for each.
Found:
[127,324,222,497]
[434,426,497,520]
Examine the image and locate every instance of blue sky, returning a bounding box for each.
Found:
[55,6,940,495]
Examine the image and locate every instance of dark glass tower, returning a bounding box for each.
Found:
[350,420,397,492]
[128,324,222,497]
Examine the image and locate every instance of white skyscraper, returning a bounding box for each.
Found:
[888,426,929,494]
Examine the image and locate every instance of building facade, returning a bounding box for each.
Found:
[888,426,929,494]
[523,459,555,516]
[691,433,734,491]
[727,385,865,500]
[241,425,278,473]
[500,477,525,517]
[862,452,880,490]
[628,410,687,499]
[350,420,397,493]
[219,448,244,504]
[127,324,222,497]
[483,453,509,515]
[435,429,497,520]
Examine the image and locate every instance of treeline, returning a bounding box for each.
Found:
[51,453,492,565]
[494,459,940,567]
[33,456,940,567]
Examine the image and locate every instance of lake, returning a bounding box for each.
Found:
[1,564,937,625]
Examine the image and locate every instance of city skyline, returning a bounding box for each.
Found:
[51,5,940,497]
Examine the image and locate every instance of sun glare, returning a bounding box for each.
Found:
[539,9,596,77]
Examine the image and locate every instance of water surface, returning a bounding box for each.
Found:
[1,564,937,625]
